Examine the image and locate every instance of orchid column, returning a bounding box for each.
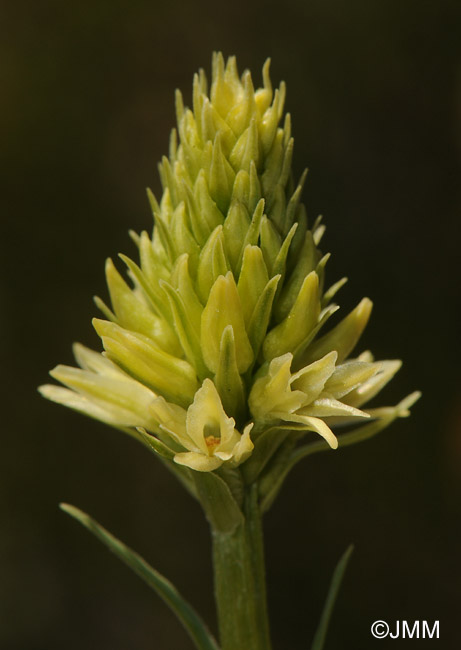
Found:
[40,53,419,650]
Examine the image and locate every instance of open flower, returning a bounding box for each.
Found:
[249,349,404,449]
[149,379,253,472]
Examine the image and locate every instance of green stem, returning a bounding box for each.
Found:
[212,483,272,650]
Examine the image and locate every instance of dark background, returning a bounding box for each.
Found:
[2,0,460,648]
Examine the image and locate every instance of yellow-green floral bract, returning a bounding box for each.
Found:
[40,53,419,476]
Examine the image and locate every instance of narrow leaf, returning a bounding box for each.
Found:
[60,504,220,650]
[311,545,354,650]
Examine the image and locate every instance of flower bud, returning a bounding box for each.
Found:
[40,53,418,484]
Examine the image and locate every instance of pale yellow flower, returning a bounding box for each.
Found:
[249,350,403,449]
[149,379,253,472]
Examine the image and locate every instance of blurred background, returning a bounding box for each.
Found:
[1,0,460,648]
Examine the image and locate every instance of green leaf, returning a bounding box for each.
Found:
[60,504,220,650]
[215,464,245,509]
[193,472,244,534]
[311,545,354,650]
[136,427,176,459]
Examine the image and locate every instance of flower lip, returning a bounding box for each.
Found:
[149,379,254,472]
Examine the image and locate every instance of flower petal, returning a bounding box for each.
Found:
[174,451,223,472]
[290,351,337,403]
[45,363,158,430]
[275,412,338,449]
[72,343,128,378]
[300,396,370,418]
[249,354,306,420]
[324,360,378,399]
[344,360,402,407]
[149,397,190,448]
[186,379,235,453]
[229,423,254,466]
[93,319,199,407]
[38,385,142,428]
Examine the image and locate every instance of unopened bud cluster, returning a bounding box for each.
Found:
[40,53,419,478]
